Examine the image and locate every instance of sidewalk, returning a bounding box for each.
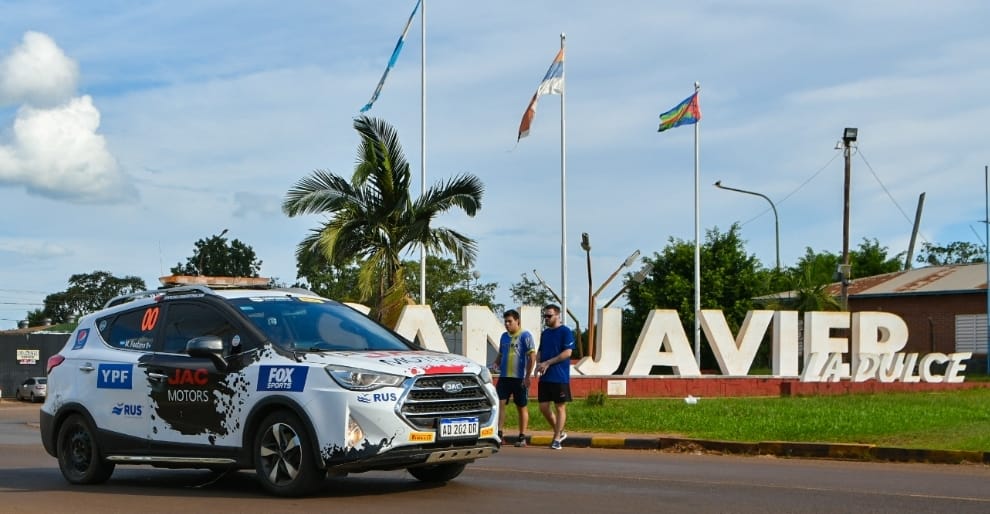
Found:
[505,431,990,465]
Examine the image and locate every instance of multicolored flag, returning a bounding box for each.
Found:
[360,0,422,113]
[658,92,701,132]
[517,48,565,141]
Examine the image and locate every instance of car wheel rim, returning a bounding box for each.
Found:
[67,427,93,472]
[259,422,302,485]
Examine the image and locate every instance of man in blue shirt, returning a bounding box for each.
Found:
[535,304,575,450]
[493,309,536,447]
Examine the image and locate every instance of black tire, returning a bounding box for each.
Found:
[253,411,321,497]
[14,390,21,401]
[408,462,467,483]
[56,414,115,484]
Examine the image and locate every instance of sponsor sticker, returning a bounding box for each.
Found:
[257,365,309,392]
[72,329,90,350]
[97,363,133,389]
[356,392,398,403]
[409,431,436,443]
[111,403,143,417]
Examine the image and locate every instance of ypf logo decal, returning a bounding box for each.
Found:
[257,365,308,392]
[97,363,133,389]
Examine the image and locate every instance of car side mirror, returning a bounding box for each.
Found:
[187,335,228,371]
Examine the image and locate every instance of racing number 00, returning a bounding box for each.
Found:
[141,306,160,331]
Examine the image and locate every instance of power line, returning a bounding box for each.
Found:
[739,151,842,228]
[856,149,930,247]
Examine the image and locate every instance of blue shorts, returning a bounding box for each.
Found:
[495,377,529,407]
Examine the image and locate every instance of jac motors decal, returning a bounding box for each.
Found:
[357,392,398,403]
[168,368,209,385]
[111,403,143,417]
[166,389,212,402]
[257,365,308,391]
[97,363,133,389]
[72,329,89,350]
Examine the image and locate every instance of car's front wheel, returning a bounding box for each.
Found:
[56,414,115,484]
[253,411,321,497]
[407,462,467,483]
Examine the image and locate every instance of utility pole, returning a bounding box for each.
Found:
[840,128,857,310]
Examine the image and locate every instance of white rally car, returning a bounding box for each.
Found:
[40,277,499,496]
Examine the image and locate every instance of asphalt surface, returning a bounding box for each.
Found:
[4,399,986,466]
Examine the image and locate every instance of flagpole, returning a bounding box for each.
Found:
[560,32,568,325]
[419,0,427,305]
[693,81,701,366]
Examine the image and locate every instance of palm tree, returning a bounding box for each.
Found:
[283,116,484,326]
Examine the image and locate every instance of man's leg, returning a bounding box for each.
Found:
[539,400,556,439]
[554,402,567,440]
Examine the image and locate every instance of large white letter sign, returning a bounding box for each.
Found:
[394,305,449,352]
[700,310,773,376]
[462,306,504,365]
[772,311,800,377]
[623,310,701,376]
[574,307,622,376]
[850,312,908,377]
[803,311,851,380]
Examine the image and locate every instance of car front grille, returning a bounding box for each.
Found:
[399,374,494,431]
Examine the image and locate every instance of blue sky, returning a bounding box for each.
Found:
[1,1,989,329]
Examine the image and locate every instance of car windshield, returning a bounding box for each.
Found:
[229,296,415,352]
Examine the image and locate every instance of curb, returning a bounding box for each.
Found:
[504,434,989,465]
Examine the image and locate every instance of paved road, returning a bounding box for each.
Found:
[3,401,990,513]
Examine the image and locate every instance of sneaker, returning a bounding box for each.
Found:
[558,431,567,443]
[550,440,562,450]
[514,436,527,448]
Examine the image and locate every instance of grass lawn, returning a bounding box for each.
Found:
[504,388,990,452]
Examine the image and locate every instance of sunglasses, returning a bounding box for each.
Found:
[543,314,555,319]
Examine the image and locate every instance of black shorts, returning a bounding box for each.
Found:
[538,381,572,403]
[495,377,529,407]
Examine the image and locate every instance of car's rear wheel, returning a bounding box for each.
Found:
[14,390,21,401]
[407,462,467,483]
[56,414,115,484]
[253,411,321,497]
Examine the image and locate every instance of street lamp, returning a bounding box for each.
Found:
[714,180,780,272]
[603,263,653,308]
[840,127,858,311]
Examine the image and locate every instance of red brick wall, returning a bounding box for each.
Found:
[851,293,985,354]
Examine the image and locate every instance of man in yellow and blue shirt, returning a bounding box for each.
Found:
[493,309,536,447]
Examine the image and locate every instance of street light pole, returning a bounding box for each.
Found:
[840,128,858,311]
[714,181,780,271]
[580,233,593,360]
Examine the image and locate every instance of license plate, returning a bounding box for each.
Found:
[439,417,479,439]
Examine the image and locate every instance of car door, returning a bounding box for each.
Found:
[144,300,256,453]
[88,306,157,452]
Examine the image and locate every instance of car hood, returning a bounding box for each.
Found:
[303,350,484,377]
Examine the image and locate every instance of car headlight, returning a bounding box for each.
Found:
[479,365,493,384]
[325,365,405,391]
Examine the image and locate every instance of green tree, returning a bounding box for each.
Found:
[282,116,483,326]
[625,224,769,371]
[508,272,555,307]
[292,244,363,303]
[171,232,263,277]
[41,271,146,323]
[916,241,986,265]
[403,256,500,333]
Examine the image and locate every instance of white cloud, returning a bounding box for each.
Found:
[0,31,78,107]
[0,32,131,203]
[0,95,133,202]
